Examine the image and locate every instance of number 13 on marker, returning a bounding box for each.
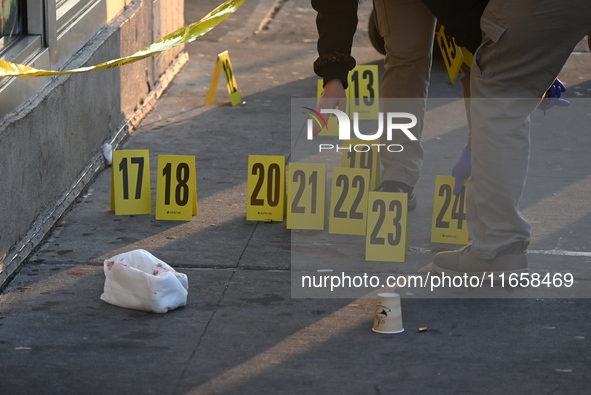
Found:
[247,155,286,222]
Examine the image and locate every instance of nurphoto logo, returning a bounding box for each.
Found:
[303,107,418,153]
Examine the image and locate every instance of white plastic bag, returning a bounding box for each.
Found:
[100,249,188,313]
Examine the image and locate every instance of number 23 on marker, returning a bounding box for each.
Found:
[366,192,408,262]
[247,155,285,222]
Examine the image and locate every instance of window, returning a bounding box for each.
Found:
[0,0,24,45]
[56,0,98,32]
[0,0,113,119]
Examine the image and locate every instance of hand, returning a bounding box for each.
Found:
[313,79,347,136]
[538,78,570,113]
[452,147,471,195]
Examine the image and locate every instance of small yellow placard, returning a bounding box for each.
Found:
[315,65,380,135]
[347,65,379,120]
[431,175,469,245]
[287,163,326,230]
[206,50,241,106]
[436,25,464,84]
[365,192,408,262]
[328,167,370,235]
[461,47,474,67]
[341,139,381,191]
[112,150,152,215]
[247,155,286,222]
[155,155,198,221]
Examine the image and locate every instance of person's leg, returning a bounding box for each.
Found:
[373,0,436,197]
[434,0,591,274]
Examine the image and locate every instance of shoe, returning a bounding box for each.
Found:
[432,242,528,278]
[375,180,417,211]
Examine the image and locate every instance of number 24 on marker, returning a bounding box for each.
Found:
[431,175,469,245]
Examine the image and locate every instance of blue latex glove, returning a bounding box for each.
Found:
[452,147,471,195]
[538,78,570,114]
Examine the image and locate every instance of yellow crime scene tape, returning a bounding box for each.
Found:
[0,0,246,77]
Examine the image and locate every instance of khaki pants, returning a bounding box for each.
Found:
[469,0,591,258]
[372,0,436,186]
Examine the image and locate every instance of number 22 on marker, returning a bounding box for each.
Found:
[329,167,370,235]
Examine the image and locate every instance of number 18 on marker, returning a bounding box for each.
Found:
[156,155,198,221]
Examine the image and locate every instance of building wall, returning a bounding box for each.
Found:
[0,0,186,288]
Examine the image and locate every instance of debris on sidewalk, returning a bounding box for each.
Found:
[100,249,188,313]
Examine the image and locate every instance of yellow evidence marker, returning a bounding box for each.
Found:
[206,50,241,106]
[329,167,370,236]
[112,150,152,215]
[436,25,464,84]
[286,163,327,230]
[314,65,380,136]
[341,139,381,191]
[347,65,379,120]
[247,155,286,222]
[431,175,469,245]
[366,191,408,262]
[155,155,198,221]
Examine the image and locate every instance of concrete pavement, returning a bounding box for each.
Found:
[2,0,591,393]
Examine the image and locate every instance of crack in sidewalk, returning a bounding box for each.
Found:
[237,0,287,42]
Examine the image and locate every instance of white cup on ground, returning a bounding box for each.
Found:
[372,292,404,334]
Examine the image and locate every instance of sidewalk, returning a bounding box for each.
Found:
[2,1,591,393]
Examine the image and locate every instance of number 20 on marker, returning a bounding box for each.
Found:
[431,175,469,245]
[247,155,285,222]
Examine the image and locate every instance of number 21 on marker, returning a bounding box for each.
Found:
[287,163,326,230]
[247,155,285,222]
